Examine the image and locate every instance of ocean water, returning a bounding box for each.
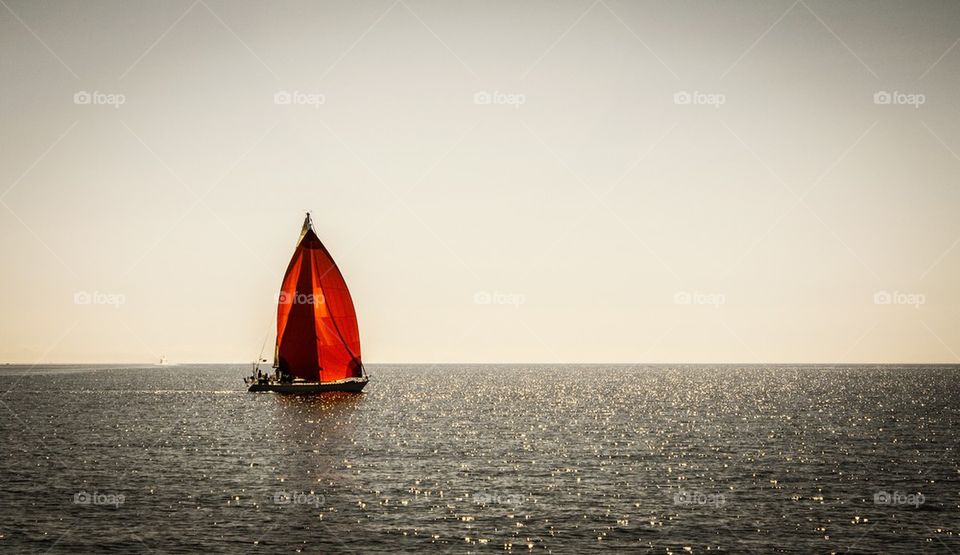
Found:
[0,364,957,553]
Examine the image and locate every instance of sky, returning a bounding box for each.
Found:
[1,0,959,364]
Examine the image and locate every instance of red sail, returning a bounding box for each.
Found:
[276,215,363,383]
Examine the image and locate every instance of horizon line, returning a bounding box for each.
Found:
[3,361,960,366]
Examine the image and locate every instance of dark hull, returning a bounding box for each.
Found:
[247,378,367,394]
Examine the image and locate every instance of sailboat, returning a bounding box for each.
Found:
[246,212,368,393]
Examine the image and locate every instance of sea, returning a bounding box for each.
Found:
[0,364,957,553]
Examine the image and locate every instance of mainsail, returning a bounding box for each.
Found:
[274,213,363,383]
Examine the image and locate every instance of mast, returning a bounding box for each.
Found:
[299,211,313,241]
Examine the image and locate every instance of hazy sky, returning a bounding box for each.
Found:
[2,0,959,363]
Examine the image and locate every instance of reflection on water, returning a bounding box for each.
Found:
[0,364,958,553]
[270,393,365,492]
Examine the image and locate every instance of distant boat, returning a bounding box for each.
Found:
[158,356,169,365]
[246,213,368,393]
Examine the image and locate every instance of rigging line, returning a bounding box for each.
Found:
[257,300,275,363]
[257,328,270,362]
